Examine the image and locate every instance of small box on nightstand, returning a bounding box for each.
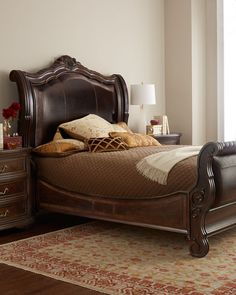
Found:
[4,136,22,149]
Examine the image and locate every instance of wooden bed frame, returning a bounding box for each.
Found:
[10,55,236,257]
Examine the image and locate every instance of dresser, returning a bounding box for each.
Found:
[0,148,33,230]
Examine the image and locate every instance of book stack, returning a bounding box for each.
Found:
[153,115,170,135]
[0,123,3,149]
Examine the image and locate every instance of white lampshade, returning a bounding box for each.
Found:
[130,84,156,105]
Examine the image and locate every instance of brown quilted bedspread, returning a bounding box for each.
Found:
[34,145,198,199]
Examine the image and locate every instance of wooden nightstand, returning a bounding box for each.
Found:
[151,133,182,145]
[0,148,33,230]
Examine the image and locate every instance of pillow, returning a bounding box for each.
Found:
[59,114,115,141]
[112,122,133,133]
[87,137,128,153]
[53,128,63,140]
[109,132,161,148]
[32,139,87,157]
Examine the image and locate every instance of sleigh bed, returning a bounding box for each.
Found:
[10,55,236,257]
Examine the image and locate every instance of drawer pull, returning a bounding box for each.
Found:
[0,209,9,218]
[0,187,9,196]
[0,165,8,173]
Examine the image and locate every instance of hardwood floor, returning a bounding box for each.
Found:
[0,212,104,295]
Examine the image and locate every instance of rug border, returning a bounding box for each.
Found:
[0,258,116,295]
[0,221,99,246]
[0,222,187,295]
[0,221,119,295]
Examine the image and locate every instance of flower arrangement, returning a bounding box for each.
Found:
[2,102,21,120]
[2,102,21,136]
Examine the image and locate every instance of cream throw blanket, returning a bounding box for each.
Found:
[136,146,202,185]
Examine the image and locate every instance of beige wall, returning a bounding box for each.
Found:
[206,0,218,141]
[165,0,192,144]
[165,0,218,145]
[191,0,206,145]
[0,0,165,131]
[0,0,220,142]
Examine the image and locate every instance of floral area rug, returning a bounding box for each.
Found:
[0,221,236,295]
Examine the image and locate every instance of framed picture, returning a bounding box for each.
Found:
[146,125,154,135]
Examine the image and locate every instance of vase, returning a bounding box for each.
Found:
[3,119,12,137]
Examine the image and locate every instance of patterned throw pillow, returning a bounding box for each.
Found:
[87,137,129,153]
[33,139,87,157]
[109,132,161,148]
[59,114,116,141]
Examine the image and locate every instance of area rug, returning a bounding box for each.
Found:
[0,221,236,295]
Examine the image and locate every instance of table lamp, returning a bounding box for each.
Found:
[130,83,156,108]
[130,83,156,133]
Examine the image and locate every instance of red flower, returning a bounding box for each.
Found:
[10,102,21,111]
[2,102,21,120]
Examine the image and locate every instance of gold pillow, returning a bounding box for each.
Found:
[109,132,161,148]
[59,114,115,141]
[33,139,87,157]
[87,137,128,153]
[53,128,63,140]
[112,122,133,133]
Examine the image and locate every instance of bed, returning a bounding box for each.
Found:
[10,55,236,257]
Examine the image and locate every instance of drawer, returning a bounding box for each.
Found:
[0,158,26,176]
[0,200,26,223]
[0,179,25,199]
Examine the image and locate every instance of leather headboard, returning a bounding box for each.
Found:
[10,55,129,147]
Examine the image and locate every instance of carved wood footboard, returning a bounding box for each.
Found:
[189,141,236,257]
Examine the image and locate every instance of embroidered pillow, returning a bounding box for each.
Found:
[59,114,115,141]
[87,137,128,153]
[109,132,161,148]
[33,139,87,157]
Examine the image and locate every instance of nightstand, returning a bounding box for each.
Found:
[151,133,182,145]
[0,148,33,230]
